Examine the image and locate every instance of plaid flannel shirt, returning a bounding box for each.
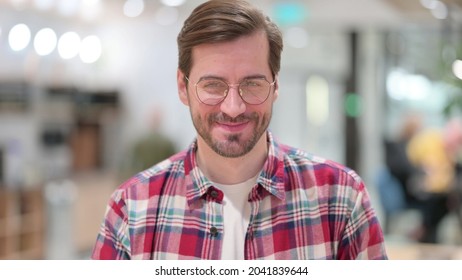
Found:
[92,131,387,260]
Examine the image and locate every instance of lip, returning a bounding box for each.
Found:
[216,121,250,132]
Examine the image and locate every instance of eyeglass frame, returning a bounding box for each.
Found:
[184,75,276,106]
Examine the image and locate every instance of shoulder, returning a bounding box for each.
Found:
[279,143,364,191]
[113,150,188,203]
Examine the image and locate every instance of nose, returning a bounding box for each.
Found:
[220,86,246,118]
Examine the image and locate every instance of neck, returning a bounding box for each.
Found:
[195,133,268,185]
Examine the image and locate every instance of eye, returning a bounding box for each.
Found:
[241,79,264,87]
[202,80,226,89]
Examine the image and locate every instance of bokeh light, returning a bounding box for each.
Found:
[160,0,186,7]
[58,31,81,59]
[79,35,102,63]
[34,28,57,56]
[453,60,462,80]
[306,75,329,126]
[8,23,31,51]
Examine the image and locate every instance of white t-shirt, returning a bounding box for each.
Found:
[212,175,258,260]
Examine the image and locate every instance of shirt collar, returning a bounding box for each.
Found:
[184,131,286,206]
[257,131,286,200]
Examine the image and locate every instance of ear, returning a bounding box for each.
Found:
[177,69,190,106]
[272,75,279,101]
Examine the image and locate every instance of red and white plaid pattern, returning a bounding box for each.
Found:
[91,132,387,260]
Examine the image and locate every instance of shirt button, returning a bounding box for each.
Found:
[210,226,218,237]
[210,190,219,198]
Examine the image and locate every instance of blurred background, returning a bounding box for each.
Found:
[1,0,462,260]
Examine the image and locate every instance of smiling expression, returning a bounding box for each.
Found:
[178,31,278,158]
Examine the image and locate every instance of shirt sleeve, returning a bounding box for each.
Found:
[91,189,131,260]
[337,180,388,260]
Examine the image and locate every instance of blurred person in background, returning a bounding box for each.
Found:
[118,107,176,182]
[385,113,423,207]
[380,113,423,233]
[406,117,462,243]
[91,0,387,260]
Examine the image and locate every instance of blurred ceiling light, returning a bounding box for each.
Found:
[285,26,309,48]
[34,0,55,11]
[453,60,462,80]
[420,0,439,9]
[57,0,80,17]
[58,31,81,59]
[8,23,31,51]
[123,0,144,18]
[80,0,102,21]
[155,6,179,26]
[34,27,57,56]
[79,35,102,63]
[430,1,448,19]
[160,0,186,7]
[420,0,448,19]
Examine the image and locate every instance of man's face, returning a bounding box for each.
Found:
[177,31,278,158]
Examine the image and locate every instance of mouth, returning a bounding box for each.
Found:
[216,120,250,133]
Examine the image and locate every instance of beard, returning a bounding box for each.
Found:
[191,110,271,158]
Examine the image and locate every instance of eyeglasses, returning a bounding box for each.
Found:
[185,76,275,105]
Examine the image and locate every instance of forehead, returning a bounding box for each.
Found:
[190,31,271,78]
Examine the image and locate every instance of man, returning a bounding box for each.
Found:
[92,0,387,260]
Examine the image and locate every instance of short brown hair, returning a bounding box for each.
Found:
[177,0,283,79]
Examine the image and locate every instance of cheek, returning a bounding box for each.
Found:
[190,103,210,123]
[262,105,273,124]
